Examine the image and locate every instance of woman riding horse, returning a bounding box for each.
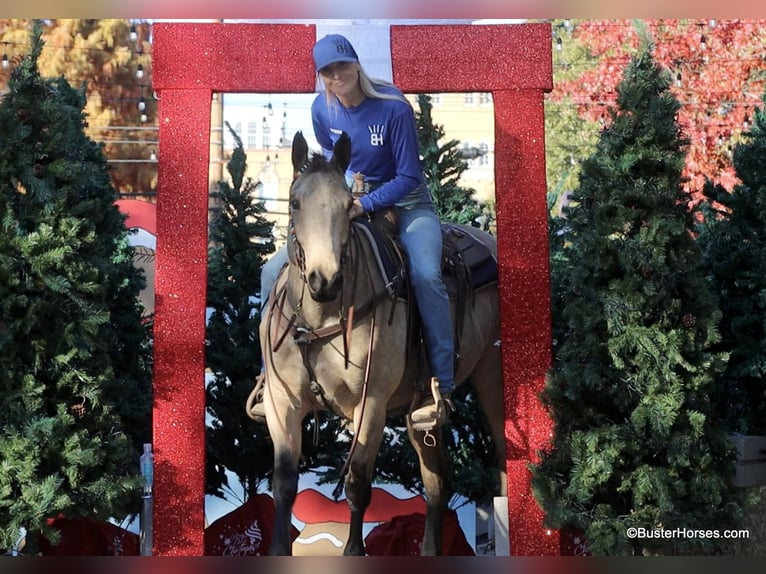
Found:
[256,33,454,429]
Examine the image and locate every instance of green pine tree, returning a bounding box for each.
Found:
[530,33,744,555]
[415,94,491,230]
[0,22,152,552]
[205,124,277,500]
[696,93,766,436]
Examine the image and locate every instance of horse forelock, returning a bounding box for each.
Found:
[305,151,343,178]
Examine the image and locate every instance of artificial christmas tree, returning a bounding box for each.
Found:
[696,93,766,437]
[414,94,490,230]
[205,124,277,499]
[531,34,744,555]
[0,22,152,552]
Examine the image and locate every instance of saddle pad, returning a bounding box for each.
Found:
[441,223,498,291]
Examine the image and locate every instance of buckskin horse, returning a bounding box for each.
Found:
[256,131,506,555]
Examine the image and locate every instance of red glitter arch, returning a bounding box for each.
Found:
[151,22,554,556]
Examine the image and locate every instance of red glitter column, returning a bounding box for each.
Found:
[494,89,558,555]
[151,22,316,556]
[392,24,556,555]
[153,88,212,555]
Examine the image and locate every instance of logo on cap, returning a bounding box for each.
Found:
[334,37,352,55]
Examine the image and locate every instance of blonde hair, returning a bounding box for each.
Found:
[320,63,410,112]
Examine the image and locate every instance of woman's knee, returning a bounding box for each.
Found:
[408,264,445,291]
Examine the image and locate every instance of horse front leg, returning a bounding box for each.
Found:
[266,397,304,556]
[343,464,371,556]
[342,406,387,556]
[270,449,299,555]
[407,424,450,556]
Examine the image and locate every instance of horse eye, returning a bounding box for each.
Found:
[290,199,300,210]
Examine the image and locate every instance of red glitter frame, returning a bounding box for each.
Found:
[151,22,554,556]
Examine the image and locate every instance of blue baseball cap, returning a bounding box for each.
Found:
[313,34,359,72]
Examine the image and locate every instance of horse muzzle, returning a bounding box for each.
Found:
[307,269,343,302]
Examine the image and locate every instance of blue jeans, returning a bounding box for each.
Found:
[259,207,455,394]
[397,205,455,394]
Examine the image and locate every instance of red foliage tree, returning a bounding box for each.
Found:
[552,19,766,201]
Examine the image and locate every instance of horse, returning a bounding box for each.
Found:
[258,131,506,556]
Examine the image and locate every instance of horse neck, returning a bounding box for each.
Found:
[342,222,387,311]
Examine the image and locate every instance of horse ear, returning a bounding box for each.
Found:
[292,131,309,177]
[331,132,352,174]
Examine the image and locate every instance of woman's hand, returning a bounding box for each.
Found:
[348,199,365,219]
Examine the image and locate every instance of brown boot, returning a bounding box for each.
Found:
[409,377,454,431]
[245,372,267,424]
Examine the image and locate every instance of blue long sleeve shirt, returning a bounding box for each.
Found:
[311,84,429,213]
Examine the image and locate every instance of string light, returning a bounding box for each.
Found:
[149,148,157,161]
[129,25,138,42]
[555,36,563,51]
[135,64,144,79]
[1,42,8,70]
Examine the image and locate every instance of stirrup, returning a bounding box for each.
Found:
[245,372,267,424]
[409,377,454,433]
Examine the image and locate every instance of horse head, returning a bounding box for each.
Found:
[288,131,353,302]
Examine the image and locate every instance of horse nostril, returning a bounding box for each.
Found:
[308,270,327,293]
[307,270,343,301]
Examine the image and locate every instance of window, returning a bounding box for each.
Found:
[247,120,258,148]
[479,142,490,166]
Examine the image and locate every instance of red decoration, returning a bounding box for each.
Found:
[151,22,554,555]
[39,516,139,556]
[292,488,426,524]
[364,510,475,556]
[116,199,157,235]
[204,494,298,556]
[559,526,592,556]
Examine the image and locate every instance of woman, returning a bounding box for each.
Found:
[255,34,454,428]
